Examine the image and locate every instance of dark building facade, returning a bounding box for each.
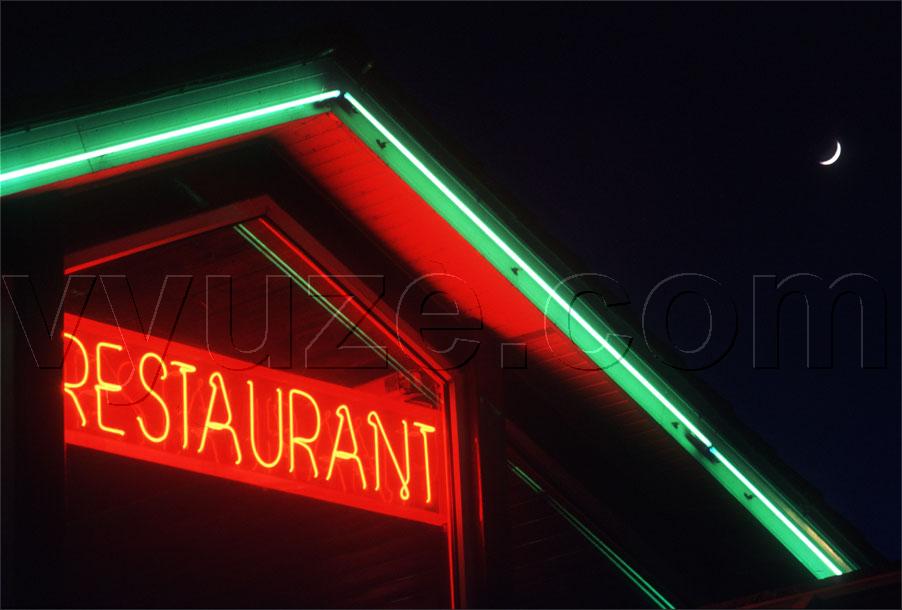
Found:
[1,46,897,608]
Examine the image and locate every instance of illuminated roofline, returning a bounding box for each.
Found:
[0,91,340,185]
[0,61,856,579]
[1,60,341,196]
[335,89,850,578]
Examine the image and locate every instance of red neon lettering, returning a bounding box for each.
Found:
[248,380,283,469]
[95,341,125,436]
[368,411,411,501]
[198,372,243,465]
[170,360,197,449]
[414,422,437,504]
[62,314,447,525]
[325,405,367,490]
[136,352,170,443]
[62,332,89,427]
[287,389,321,477]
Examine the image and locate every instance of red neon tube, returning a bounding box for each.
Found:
[62,314,448,526]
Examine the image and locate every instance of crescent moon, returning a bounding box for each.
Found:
[819,140,841,166]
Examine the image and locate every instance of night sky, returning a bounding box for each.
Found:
[3,3,899,560]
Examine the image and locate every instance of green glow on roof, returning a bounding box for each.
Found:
[0,91,340,185]
[343,93,716,445]
[711,448,842,575]
[340,91,851,579]
[1,73,340,195]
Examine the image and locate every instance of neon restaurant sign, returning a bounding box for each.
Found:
[62,314,447,525]
[1,58,855,580]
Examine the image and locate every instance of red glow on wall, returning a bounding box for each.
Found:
[62,314,447,525]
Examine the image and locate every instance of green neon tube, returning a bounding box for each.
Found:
[509,461,676,609]
[343,93,711,447]
[710,448,841,575]
[0,90,341,187]
[233,223,439,405]
[341,92,849,579]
